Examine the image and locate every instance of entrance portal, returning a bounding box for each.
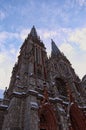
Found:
[70,103,86,130]
[39,104,57,130]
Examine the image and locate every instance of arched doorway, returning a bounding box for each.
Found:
[70,103,86,130]
[39,103,57,130]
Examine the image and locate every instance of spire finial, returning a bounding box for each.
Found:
[51,39,61,56]
[30,25,38,37]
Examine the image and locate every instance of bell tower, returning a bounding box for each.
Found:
[2,26,48,130]
[7,26,47,93]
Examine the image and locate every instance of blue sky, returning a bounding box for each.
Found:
[0,0,86,94]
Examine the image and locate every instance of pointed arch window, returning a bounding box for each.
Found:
[39,104,57,130]
[35,47,42,64]
[55,78,67,97]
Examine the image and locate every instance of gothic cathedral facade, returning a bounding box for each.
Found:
[0,26,86,130]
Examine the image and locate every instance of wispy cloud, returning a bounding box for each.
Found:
[0,31,20,90]
[19,29,30,41]
[69,28,86,51]
[60,42,75,56]
[0,10,6,20]
[76,0,86,6]
[0,50,15,89]
[59,41,86,78]
[0,31,19,44]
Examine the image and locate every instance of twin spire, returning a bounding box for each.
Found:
[29,26,61,56]
[51,39,61,56]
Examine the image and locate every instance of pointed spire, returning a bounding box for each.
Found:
[30,25,38,37]
[51,39,61,56]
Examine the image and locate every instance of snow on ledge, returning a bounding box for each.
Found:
[13,91,26,96]
[29,89,38,94]
[30,101,38,109]
[0,104,8,107]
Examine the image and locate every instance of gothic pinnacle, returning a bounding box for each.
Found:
[51,39,61,56]
[30,25,38,37]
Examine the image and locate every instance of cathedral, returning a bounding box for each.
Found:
[0,26,86,130]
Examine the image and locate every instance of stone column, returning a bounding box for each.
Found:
[24,95,39,130]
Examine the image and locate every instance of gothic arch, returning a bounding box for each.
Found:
[39,103,58,130]
[54,77,67,97]
[70,103,86,130]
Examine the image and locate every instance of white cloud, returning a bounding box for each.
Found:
[0,53,6,63]
[43,31,57,39]
[73,58,86,78]
[69,28,86,50]
[38,29,58,39]
[0,31,20,90]
[0,32,7,43]
[59,42,86,79]
[60,42,75,56]
[19,29,30,41]
[0,31,19,44]
[0,51,15,90]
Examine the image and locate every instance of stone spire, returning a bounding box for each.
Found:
[51,39,61,56]
[30,25,38,37]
